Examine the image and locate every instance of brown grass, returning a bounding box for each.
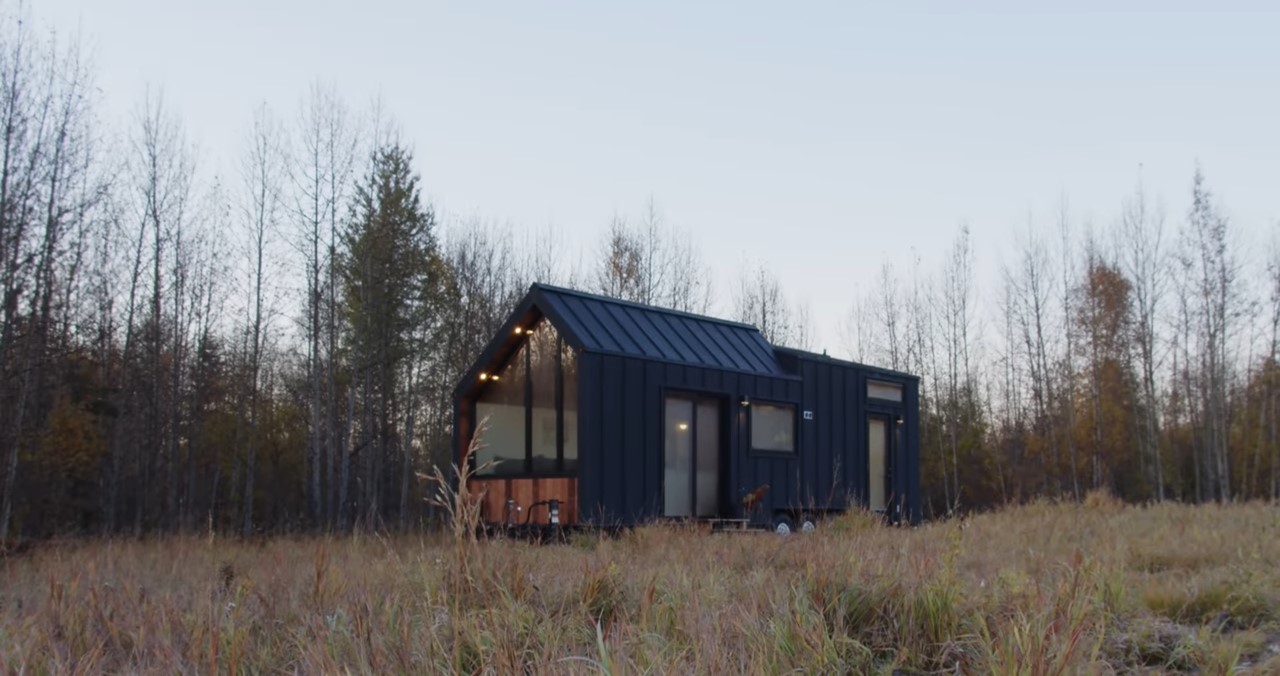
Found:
[2,500,1278,674]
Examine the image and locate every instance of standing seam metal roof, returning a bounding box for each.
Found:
[533,284,786,377]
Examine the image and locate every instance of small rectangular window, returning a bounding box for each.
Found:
[868,380,903,402]
[751,402,796,453]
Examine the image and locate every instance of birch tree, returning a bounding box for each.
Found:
[238,105,285,535]
[937,224,978,511]
[1117,180,1167,499]
[291,82,357,529]
[0,15,104,539]
[1178,167,1242,502]
[1265,231,1280,499]
[1003,223,1061,496]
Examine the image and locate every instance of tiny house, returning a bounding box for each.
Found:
[453,284,921,533]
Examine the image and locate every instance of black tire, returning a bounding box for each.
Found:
[772,513,795,535]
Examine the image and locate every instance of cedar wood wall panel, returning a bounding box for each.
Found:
[468,477,579,525]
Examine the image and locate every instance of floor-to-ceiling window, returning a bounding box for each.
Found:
[475,341,527,475]
[529,323,558,473]
[473,317,578,476]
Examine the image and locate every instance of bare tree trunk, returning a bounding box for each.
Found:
[875,262,903,370]
[1120,181,1167,500]
[293,83,347,529]
[104,213,148,534]
[238,105,283,536]
[167,218,187,531]
[0,14,36,542]
[338,385,354,530]
[940,225,976,511]
[1058,206,1081,500]
[0,340,35,539]
[0,20,103,539]
[328,242,339,529]
[1082,247,1106,491]
[1181,168,1240,503]
[1269,243,1280,501]
[400,405,414,531]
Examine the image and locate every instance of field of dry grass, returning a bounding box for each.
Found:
[2,495,1278,674]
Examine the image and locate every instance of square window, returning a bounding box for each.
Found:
[751,402,796,453]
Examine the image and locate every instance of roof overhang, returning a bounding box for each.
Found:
[453,286,589,400]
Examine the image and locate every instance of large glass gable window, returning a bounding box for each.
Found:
[473,317,578,476]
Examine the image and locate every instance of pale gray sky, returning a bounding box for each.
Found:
[40,1,1280,353]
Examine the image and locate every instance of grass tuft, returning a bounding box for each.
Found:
[1,500,1277,673]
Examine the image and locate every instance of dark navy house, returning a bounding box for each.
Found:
[453,284,921,532]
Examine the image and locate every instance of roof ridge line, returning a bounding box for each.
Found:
[530,282,763,332]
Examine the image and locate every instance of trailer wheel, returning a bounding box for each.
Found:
[799,514,818,533]
[772,514,794,535]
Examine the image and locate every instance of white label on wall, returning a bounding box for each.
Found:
[803,410,814,420]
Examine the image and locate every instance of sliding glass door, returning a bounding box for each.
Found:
[663,395,722,518]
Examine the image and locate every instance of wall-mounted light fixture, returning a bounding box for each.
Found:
[740,396,750,408]
[677,422,689,431]
[895,414,904,425]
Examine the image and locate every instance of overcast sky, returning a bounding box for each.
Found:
[38,1,1280,353]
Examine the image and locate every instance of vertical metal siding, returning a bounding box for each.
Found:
[623,358,646,521]
[603,356,626,523]
[906,380,922,524]
[644,361,663,516]
[573,350,920,527]
[830,363,847,506]
[577,353,600,522]
[813,361,828,507]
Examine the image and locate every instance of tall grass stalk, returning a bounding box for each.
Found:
[1,498,1278,673]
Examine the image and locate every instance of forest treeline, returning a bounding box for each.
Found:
[1,14,1277,540]
[846,169,1278,516]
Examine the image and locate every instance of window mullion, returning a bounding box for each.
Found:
[524,340,533,474]
[555,335,564,472]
